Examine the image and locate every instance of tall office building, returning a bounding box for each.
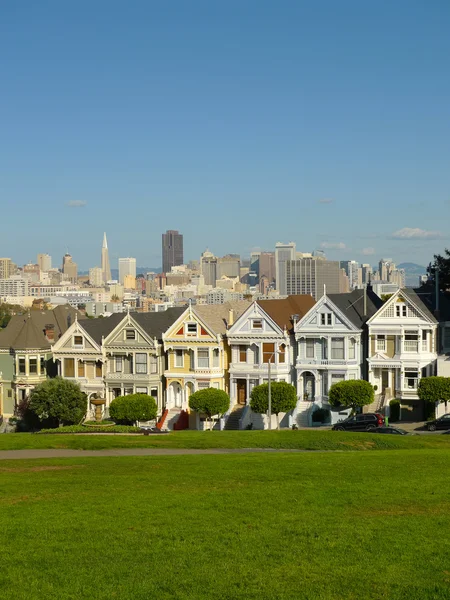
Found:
[0,258,13,280]
[89,267,103,287]
[340,260,361,289]
[162,230,184,273]
[379,258,393,281]
[37,253,52,272]
[259,252,276,286]
[62,254,78,284]
[200,250,217,286]
[118,257,137,285]
[275,242,296,294]
[286,257,341,300]
[101,233,112,284]
[361,264,373,285]
[217,254,241,279]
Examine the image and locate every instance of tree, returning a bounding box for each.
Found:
[188,388,230,430]
[250,381,297,428]
[109,394,157,425]
[427,249,450,290]
[418,377,450,412]
[328,380,374,413]
[28,377,87,428]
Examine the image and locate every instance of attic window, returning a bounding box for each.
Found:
[73,335,83,347]
[321,313,332,325]
[396,304,407,317]
[252,319,263,330]
[186,323,197,335]
[125,330,136,340]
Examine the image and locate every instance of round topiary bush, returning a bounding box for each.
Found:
[188,388,230,430]
[109,394,157,425]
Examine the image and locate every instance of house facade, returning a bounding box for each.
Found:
[367,288,438,420]
[227,295,316,428]
[162,302,250,411]
[294,290,382,425]
[0,305,82,416]
[52,308,185,417]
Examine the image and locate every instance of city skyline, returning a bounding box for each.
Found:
[1,3,450,269]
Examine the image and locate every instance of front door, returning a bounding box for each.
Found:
[237,380,246,405]
[381,370,389,393]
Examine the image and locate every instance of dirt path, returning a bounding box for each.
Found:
[0,448,314,460]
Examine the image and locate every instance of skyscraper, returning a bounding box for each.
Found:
[101,232,112,284]
[275,242,296,294]
[0,258,13,279]
[162,230,183,273]
[119,257,137,285]
[62,254,77,283]
[37,253,52,272]
[200,250,217,286]
[285,257,341,299]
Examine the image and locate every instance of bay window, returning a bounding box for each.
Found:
[198,349,209,368]
[331,338,344,360]
[135,353,147,374]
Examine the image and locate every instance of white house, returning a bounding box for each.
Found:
[227,295,316,428]
[366,288,438,421]
[294,290,382,426]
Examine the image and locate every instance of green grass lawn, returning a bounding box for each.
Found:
[1,429,450,452]
[1,450,450,599]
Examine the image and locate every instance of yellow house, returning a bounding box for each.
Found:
[162,301,250,411]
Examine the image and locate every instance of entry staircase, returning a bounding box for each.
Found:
[364,394,387,415]
[224,405,245,430]
[161,408,182,431]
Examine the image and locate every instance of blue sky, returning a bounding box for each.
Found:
[1,0,450,270]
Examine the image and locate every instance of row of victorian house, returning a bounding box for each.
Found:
[0,287,448,428]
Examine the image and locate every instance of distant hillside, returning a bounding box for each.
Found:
[398,263,427,287]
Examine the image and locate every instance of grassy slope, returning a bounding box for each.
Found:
[1,429,450,451]
[1,451,450,600]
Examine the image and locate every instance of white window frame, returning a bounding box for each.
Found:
[306,339,315,359]
[150,355,158,374]
[136,387,148,394]
[73,335,84,348]
[348,338,356,360]
[251,319,263,330]
[125,329,136,340]
[212,348,220,368]
[115,357,123,373]
[135,353,148,374]
[331,338,345,360]
[29,356,38,375]
[376,335,386,352]
[321,313,332,326]
[175,349,183,368]
[197,349,210,369]
[186,322,197,336]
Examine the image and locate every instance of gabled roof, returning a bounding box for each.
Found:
[0,305,84,351]
[327,289,383,328]
[402,288,438,323]
[413,288,450,322]
[257,295,316,332]
[194,301,251,335]
[81,308,187,344]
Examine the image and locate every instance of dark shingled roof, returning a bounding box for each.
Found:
[401,288,438,323]
[413,288,450,323]
[257,295,316,332]
[80,308,187,343]
[0,305,84,350]
[327,289,383,328]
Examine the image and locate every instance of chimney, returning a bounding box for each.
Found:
[44,324,55,341]
[228,308,234,328]
[291,314,300,326]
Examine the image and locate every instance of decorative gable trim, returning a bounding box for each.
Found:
[294,294,359,334]
[162,307,217,343]
[52,320,101,353]
[368,289,435,325]
[227,301,284,337]
[103,313,156,347]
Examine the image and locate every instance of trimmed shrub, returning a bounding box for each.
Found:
[38,424,141,434]
[389,399,400,422]
[418,377,450,404]
[250,382,297,428]
[189,388,230,429]
[27,377,87,428]
[328,380,374,412]
[109,394,157,425]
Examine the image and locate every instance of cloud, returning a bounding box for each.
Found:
[390,227,443,240]
[320,242,346,250]
[66,200,87,208]
[317,198,334,204]
[362,247,375,256]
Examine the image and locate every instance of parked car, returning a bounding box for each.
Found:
[427,414,450,431]
[332,413,385,432]
[370,426,410,435]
